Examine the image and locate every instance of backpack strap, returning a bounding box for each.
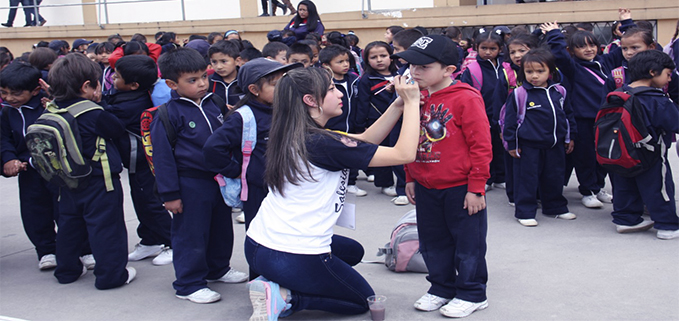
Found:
[235,105,257,202]
[585,67,606,85]
[513,86,528,156]
[502,63,517,94]
[468,62,483,91]
[612,67,625,89]
[210,92,227,115]
[155,104,177,147]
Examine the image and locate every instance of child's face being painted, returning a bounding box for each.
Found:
[650,68,673,89]
[288,53,311,67]
[97,51,111,65]
[325,53,350,80]
[571,42,598,61]
[250,73,283,105]
[367,46,391,75]
[523,62,550,88]
[508,43,530,67]
[410,62,455,92]
[271,50,288,65]
[210,52,239,81]
[621,35,653,62]
[166,70,209,105]
[477,40,500,62]
[0,87,39,108]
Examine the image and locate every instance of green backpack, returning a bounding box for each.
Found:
[25,100,113,191]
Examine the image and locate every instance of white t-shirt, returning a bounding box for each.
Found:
[247,132,378,255]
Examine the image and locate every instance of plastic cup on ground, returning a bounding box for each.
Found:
[367,295,387,321]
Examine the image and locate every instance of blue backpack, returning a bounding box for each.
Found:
[215,106,257,208]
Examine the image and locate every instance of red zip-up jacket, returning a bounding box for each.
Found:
[404,81,492,194]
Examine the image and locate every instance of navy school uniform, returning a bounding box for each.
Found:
[355,71,400,189]
[602,61,679,106]
[325,72,361,186]
[491,62,521,203]
[503,82,577,219]
[1,94,60,259]
[610,86,679,230]
[103,89,171,248]
[52,98,131,290]
[203,99,272,230]
[545,28,625,196]
[208,72,244,108]
[461,55,505,186]
[150,91,236,296]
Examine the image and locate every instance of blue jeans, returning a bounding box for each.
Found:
[244,235,373,315]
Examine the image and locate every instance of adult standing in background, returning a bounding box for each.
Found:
[26,0,45,26]
[2,0,30,27]
[284,0,324,41]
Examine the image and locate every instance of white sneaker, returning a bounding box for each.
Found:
[440,298,488,318]
[657,229,679,240]
[176,288,221,304]
[232,207,242,213]
[508,202,515,207]
[347,185,367,197]
[414,293,451,311]
[128,243,163,261]
[381,186,397,197]
[207,268,248,283]
[126,267,136,284]
[152,246,173,265]
[80,254,95,270]
[235,213,246,224]
[617,219,654,233]
[367,175,375,182]
[596,190,613,203]
[392,195,409,206]
[492,182,506,189]
[582,194,604,208]
[518,218,538,227]
[553,212,577,220]
[38,254,56,270]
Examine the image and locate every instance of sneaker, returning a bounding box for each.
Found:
[381,186,397,197]
[232,207,243,213]
[80,254,95,270]
[392,195,409,206]
[38,19,46,26]
[484,184,492,192]
[518,218,538,227]
[657,229,679,240]
[617,219,654,233]
[235,213,246,224]
[582,194,604,208]
[492,182,506,189]
[414,293,451,312]
[1,23,12,27]
[176,288,221,304]
[248,276,291,321]
[128,243,163,261]
[440,298,488,318]
[596,190,613,203]
[38,254,57,270]
[126,267,136,284]
[367,175,375,182]
[508,202,515,207]
[152,246,173,266]
[80,265,87,278]
[208,268,248,283]
[347,185,367,197]
[553,212,577,220]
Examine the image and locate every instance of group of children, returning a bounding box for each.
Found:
[0,7,678,320]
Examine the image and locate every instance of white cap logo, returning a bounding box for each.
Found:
[411,37,433,50]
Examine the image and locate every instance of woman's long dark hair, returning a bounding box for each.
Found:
[265,67,333,195]
[292,0,320,32]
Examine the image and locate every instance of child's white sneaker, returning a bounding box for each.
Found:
[235,213,246,224]
[596,190,613,203]
[656,229,679,240]
[176,288,221,304]
[381,186,397,196]
[553,212,576,220]
[207,268,248,283]
[440,298,488,318]
[38,254,56,270]
[582,194,604,208]
[518,218,538,227]
[125,267,136,284]
[367,175,375,182]
[347,185,367,197]
[128,243,162,261]
[152,246,173,265]
[392,195,409,206]
[414,293,451,311]
[80,254,95,270]
[616,219,654,233]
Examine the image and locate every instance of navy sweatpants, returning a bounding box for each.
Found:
[172,176,234,296]
[610,156,678,230]
[513,144,569,219]
[569,118,608,196]
[488,124,506,185]
[414,183,488,302]
[18,167,58,259]
[128,159,172,247]
[54,175,129,290]
[389,119,407,196]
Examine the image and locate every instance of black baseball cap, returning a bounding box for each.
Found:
[392,35,458,66]
[237,58,302,91]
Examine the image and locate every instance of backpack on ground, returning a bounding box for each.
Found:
[376,210,427,273]
[25,100,113,191]
[595,87,662,177]
[215,105,257,208]
[498,84,567,151]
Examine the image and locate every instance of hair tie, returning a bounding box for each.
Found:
[479,28,486,34]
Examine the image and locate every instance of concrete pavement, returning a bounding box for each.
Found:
[1,154,678,320]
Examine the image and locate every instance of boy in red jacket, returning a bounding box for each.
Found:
[395,35,492,319]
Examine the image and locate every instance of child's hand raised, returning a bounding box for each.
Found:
[539,21,559,34]
[618,8,631,21]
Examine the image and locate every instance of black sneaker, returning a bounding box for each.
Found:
[1,23,12,27]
